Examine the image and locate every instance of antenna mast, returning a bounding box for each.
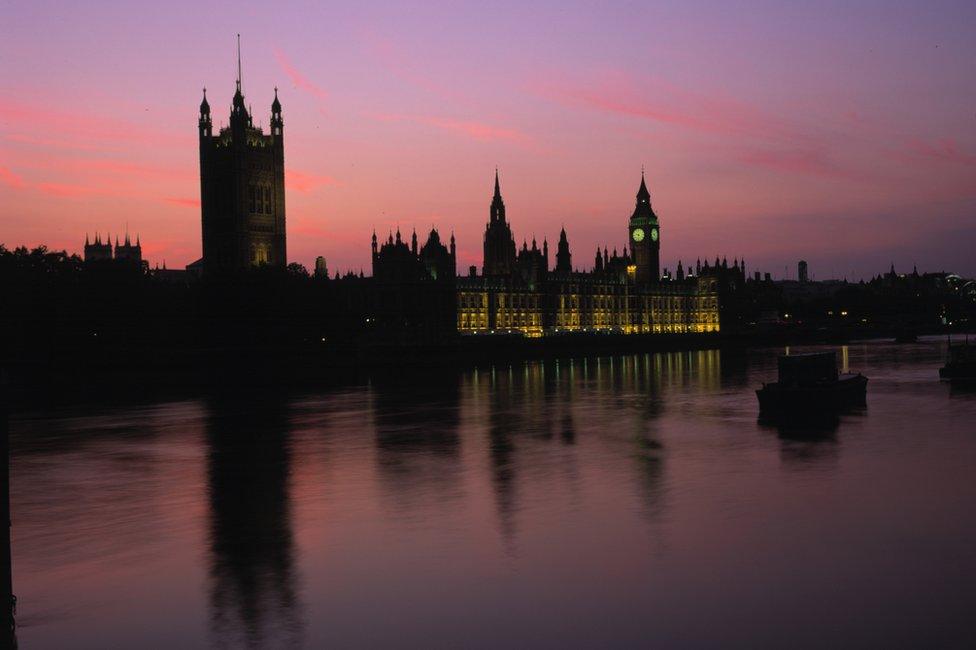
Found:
[236,34,242,93]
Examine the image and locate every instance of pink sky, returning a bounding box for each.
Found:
[2,0,974,279]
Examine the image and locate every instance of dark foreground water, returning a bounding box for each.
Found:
[7,340,976,649]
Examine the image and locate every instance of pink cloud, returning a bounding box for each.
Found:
[0,165,25,188]
[360,31,471,106]
[736,148,851,179]
[32,180,157,200]
[289,221,333,238]
[3,133,125,153]
[273,49,328,101]
[373,113,531,145]
[15,156,193,181]
[34,182,114,198]
[163,197,201,208]
[285,169,341,193]
[905,138,976,168]
[0,101,187,150]
[533,70,798,142]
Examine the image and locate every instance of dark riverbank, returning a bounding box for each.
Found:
[5,323,969,413]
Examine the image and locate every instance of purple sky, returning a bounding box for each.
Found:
[1,0,974,279]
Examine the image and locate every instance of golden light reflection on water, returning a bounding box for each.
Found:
[7,342,976,648]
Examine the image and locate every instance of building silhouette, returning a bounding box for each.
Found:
[84,232,143,267]
[197,40,286,273]
[629,172,661,283]
[181,56,719,339]
[483,170,518,277]
[368,227,458,343]
[314,256,328,278]
[83,233,113,262]
[457,172,720,336]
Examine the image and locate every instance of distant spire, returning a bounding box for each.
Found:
[236,34,243,94]
[637,170,650,201]
[272,86,281,113]
[493,167,501,199]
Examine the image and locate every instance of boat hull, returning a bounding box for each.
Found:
[940,363,976,382]
[756,374,868,414]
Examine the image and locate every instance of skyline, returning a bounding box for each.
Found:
[2,1,975,279]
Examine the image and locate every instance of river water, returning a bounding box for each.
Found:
[7,339,976,648]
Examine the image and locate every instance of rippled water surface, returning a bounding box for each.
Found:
[7,340,976,648]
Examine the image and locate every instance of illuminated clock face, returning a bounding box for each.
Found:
[632,228,645,242]
[650,228,659,242]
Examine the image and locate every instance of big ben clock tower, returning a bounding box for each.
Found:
[629,171,660,283]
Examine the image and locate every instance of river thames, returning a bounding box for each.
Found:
[7,339,976,648]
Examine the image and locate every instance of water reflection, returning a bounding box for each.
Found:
[205,393,301,649]
[14,342,976,648]
[371,375,463,511]
[1,385,16,650]
[484,368,523,549]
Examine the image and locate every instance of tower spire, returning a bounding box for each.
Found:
[236,34,242,94]
[637,170,650,201]
[494,167,501,199]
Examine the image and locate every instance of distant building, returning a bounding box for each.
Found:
[114,234,142,265]
[314,256,328,278]
[84,233,143,268]
[83,233,112,262]
[196,41,286,273]
[798,260,809,283]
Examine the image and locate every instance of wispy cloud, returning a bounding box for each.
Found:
[736,148,853,180]
[163,197,201,208]
[0,101,188,150]
[3,133,126,153]
[360,31,472,106]
[0,165,25,188]
[285,169,342,193]
[274,48,328,102]
[15,157,193,181]
[373,113,531,145]
[533,70,796,142]
[34,182,117,198]
[904,138,976,168]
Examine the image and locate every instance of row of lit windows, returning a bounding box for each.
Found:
[455,290,720,334]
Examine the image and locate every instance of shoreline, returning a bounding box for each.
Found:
[3,326,966,413]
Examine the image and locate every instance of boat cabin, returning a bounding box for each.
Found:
[777,352,839,387]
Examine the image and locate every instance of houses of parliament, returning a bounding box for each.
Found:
[84,55,722,339]
[190,56,719,337]
[452,170,721,336]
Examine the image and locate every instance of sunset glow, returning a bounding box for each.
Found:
[2,0,974,278]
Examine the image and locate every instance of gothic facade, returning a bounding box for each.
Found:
[457,173,720,337]
[368,227,458,344]
[84,233,143,267]
[197,51,286,273]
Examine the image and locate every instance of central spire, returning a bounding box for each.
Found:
[489,167,506,223]
[236,33,243,95]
